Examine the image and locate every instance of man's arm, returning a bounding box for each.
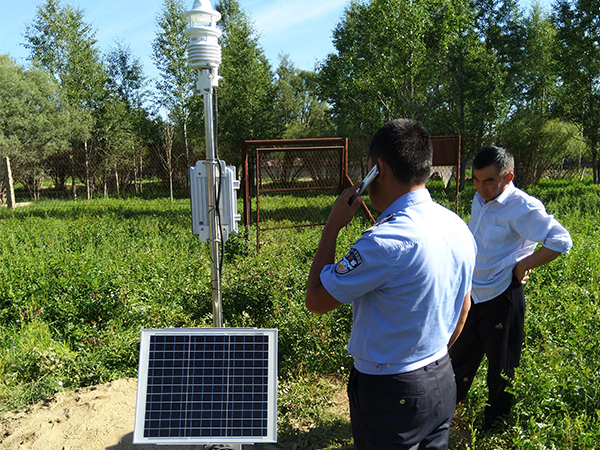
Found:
[305,184,363,315]
[513,246,561,284]
[448,291,471,348]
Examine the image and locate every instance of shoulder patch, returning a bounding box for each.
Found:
[335,248,364,275]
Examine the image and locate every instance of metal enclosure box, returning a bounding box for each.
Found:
[190,160,241,242]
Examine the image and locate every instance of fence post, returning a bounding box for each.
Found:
[242,141,251,227]
[3,156,15,209]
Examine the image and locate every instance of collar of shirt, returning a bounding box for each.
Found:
[475,181,515,207]
[377,188,433,222]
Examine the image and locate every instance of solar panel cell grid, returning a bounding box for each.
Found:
[140,331,272,441]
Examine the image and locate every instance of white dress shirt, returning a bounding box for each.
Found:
[469,182,572,303]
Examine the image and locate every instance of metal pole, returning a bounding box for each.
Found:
[200,68,223,328]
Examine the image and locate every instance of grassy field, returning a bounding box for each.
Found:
[0,178,599,449]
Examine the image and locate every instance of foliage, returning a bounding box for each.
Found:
[473,0,523,104]
[2,0,600,195]
[319,0,469,138]
[277,374,353,449]
[0,55,70,200]
[215,0,278,166]
[554,0,600,183]
[433,1,507,164]
[517,4,559,114]
[449,178,600,449]
[1,179,600,449]
[24,0,106,110]
[106,41,148,112]
[22,0,157,200]
[274,55,335,139]
[499,113,585,186]
[152,0,199,176]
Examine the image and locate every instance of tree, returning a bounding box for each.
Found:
[215,0,277,166]
[106,42,153,195]
[554,0,600,183]
[434,12,507,188]
[94,93,138,197]
[274,54,333,139]
[0,55,68,199]
[319,0,466,139]
[424,2,500,139]
[472,0,525,106]
[106,41,147,112]
[486,5,572,188]
[274,54,303,132]
[500,112,584,185]
[160,121,176,203]
[518,4,558,115]
[152,0,197,173]
[24,0,107,199]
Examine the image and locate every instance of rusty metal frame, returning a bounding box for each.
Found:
[241,136,460,251]
[242,138,350,251]
[431,136,461,213]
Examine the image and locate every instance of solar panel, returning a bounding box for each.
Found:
[133,328,278,445]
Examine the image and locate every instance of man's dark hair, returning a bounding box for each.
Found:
[369,118,432,185]
[473,145,515,176]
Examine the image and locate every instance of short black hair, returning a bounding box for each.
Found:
[473,145,515,176]
[368,118,432,185]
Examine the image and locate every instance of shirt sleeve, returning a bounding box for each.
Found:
[319,234,392,304]
[514,200,573,254]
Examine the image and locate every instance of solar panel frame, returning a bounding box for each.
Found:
[133,328,277,445]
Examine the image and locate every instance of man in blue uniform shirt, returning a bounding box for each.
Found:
[305,118,477,449]
[449,145,572,431]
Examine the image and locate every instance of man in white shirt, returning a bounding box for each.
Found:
[450,145,573,431]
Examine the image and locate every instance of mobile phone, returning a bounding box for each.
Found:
[350,164,379,202]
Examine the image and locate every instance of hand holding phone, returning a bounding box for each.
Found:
[350,164,379,203]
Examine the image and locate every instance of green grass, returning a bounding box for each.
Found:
[1,178,600,449]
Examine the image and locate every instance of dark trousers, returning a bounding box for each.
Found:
[348,354,456,450]
[449,278,525,427]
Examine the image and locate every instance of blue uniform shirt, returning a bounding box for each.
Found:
[320,189,477,375]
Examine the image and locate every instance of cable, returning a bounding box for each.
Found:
[213,86,225,278]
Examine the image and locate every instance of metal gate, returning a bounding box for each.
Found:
[242,138,351,251]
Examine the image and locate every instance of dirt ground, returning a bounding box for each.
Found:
[0,378,350,450]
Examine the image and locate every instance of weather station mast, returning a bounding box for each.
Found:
[132,5,276,447]
[186,0,241,328]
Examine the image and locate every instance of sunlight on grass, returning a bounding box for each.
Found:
[1,179,600,448]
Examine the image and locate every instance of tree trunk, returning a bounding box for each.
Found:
[69,152,77,200]
[85,141,91,200]
[134,150,139,194]
[591,133,598,184]
[169,173,174,204]
[139,153,143,193]
[3,157,15,209]
[114,164,120,196]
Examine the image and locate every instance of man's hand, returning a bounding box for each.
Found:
[326,182,364,232]
[513,246,561,285]
[513,262,531,284]
[305,183,363,315]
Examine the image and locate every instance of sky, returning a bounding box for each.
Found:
[1,0,552,86]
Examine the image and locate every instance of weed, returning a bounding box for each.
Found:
[0,180,599,448]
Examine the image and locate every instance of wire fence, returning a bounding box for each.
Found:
[241,138,352,251]
[0,145,193,205]
[0,140,593,208]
